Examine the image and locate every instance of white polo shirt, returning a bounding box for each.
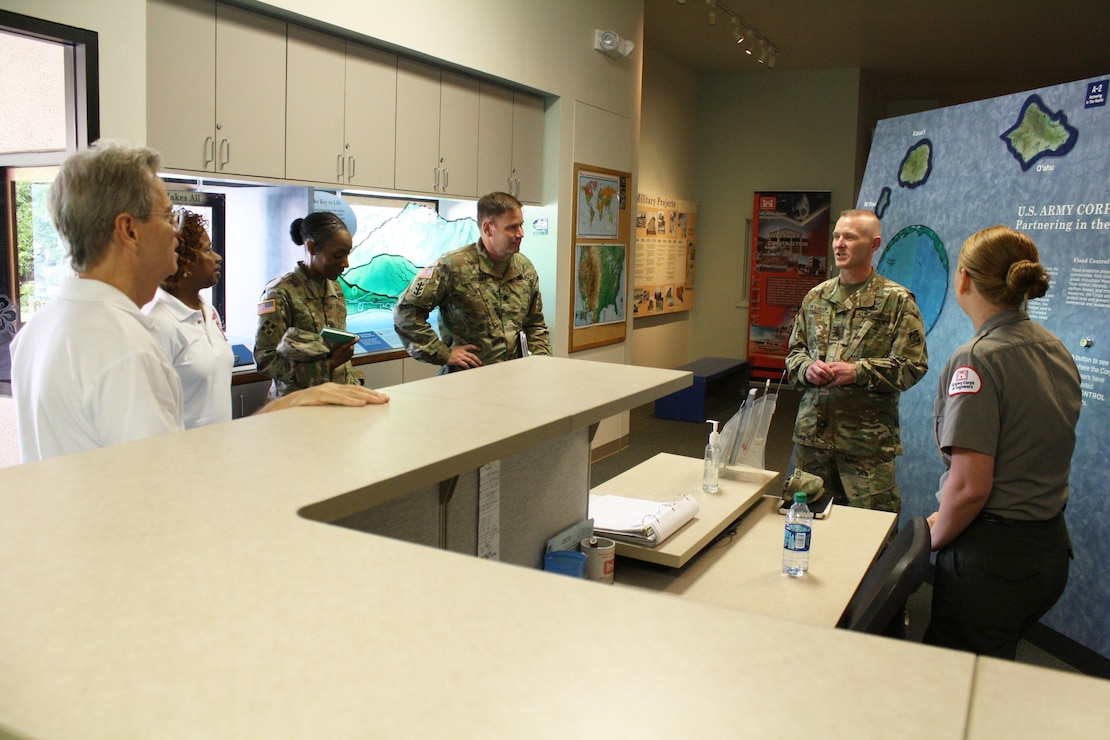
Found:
[10,277,184,462]
[145,288,235,429]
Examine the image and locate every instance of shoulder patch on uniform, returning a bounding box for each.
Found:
[417,266,434,279]
[907,328,923,347]
[947,365,982,396]
[257,299,276,316]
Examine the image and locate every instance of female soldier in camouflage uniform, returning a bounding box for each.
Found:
[254,212,364,398]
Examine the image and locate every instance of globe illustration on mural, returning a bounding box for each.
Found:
[876,225,948,333]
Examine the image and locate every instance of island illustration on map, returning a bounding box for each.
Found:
[875,186,892,218]
[1000,94,1079,171]
[876,224,948,334]
[897,139,933,189]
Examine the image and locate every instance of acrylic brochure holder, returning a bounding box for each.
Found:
[719,379,779,475]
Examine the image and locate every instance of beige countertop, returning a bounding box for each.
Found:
[967,657,1110,737]
[0,357,984,737]
[608,454,897,628]
[590,452,780,568]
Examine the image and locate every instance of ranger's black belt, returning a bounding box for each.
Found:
[978,511,1062,528]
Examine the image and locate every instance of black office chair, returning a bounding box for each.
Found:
[838,516,931,637]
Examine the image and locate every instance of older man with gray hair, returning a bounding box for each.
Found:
[11,140,387,462]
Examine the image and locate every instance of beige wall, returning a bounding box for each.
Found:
[633,56,862,370]
[632,45,699,371]
[689,67,861,362]
[1,0,148,143]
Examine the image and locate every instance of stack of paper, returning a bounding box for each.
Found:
[588,493,699,547]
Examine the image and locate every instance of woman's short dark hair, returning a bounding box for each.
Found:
[290,211,349,248]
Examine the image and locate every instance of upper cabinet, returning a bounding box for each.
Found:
[286,26,397,188]
[478,85,544,204]
[148,2,541,200]
[395,59,479,197]
[510,93,544,204]
[342,44,398,189]
[148,0,286,178]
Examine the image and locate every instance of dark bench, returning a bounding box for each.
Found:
[654,357,750,422]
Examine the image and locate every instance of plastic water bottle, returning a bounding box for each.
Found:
[782,492,812,577]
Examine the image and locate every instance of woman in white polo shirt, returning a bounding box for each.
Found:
[144,210,235,428]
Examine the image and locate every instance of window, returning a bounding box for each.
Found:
[0,11,98,382]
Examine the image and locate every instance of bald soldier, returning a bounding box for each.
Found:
[784,209,928,513]
[393,191,550,372]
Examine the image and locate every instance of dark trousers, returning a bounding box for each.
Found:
[924,515,1070,659]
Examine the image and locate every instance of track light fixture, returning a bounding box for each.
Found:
[730,16,746,44]
[682,1,780,69]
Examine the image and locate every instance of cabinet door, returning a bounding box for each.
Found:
[147,0,216,171]
[215,4,287,178]
[438,70,479,197]
[512,93,545,204]
[285,25,345,184]
[477,84,514,197]
[344,43,397,189]
[394,59,441,194]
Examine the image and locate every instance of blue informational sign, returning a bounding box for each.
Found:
[859,72,1110,658]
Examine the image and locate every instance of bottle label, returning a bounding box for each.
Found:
[784,523,811,552]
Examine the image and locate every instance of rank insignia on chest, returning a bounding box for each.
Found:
[257,299,276,315]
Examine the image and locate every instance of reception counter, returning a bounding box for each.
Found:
[0,356,1093,737]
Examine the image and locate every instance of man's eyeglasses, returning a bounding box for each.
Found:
[144,209,186,233]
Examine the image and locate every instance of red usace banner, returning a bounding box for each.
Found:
[747,191,832,380]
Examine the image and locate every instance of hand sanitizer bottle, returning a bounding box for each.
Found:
[702,419,721,493]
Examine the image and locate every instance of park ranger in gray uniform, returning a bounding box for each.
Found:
[785,209,928,513]
[394,191,550,372]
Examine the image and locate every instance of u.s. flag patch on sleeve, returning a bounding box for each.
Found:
[948,366,982,396]
[257,299,276,316]
[417,266,434,279]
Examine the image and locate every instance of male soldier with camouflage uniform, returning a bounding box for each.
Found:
[785,209,928,513]
[393,191,550,372]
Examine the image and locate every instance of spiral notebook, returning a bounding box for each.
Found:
[587,493,700,547]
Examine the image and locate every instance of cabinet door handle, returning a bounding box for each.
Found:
[337,154,344,179]
[219,139,231,169]
[204,136,215,167]
[516,177,522,197]
[442,167,449,190]
[348,156,355,181]
[434,166,440,191]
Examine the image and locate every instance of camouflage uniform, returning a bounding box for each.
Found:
[393,241,550,371]
[254,262,363,398]
[785,271,928,512]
